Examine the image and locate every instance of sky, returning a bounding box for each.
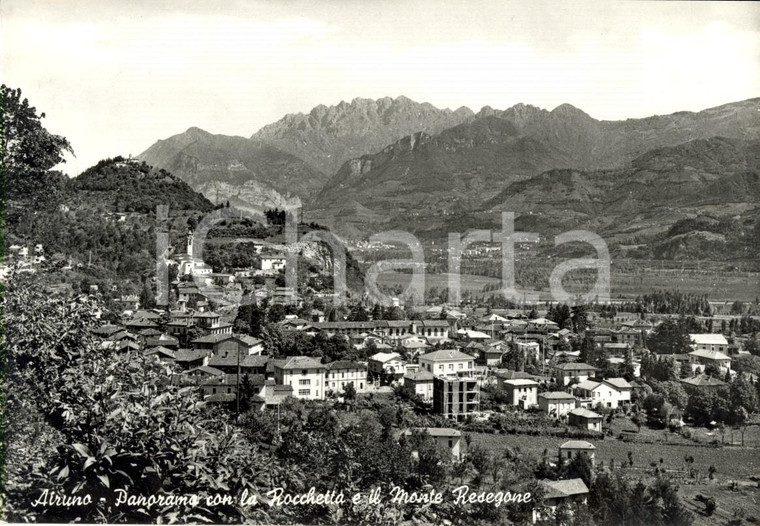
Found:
[2,0,759,176]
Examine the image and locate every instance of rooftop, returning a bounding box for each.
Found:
[560,440,596,450]
[539,391,576,400]
[419,349,474,362]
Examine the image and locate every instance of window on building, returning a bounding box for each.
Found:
[299,389,310,396]
[299,379,310,386]
[302,370,307,375]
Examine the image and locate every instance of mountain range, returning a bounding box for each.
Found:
[139,96,760,259]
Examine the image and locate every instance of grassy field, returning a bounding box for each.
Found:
[469,432,760,479]
[679,481,760,526]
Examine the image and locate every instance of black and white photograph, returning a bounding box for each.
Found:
[2,1,759,524]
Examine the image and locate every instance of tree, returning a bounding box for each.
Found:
[647,318,693,354]
[343,382,356,401]
[571,304,588,334]
[2,85,74,193]
[138,280,156,309]
[578,334,596,365]
[561,452,594,488]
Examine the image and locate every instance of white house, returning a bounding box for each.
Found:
[568,408,603,432]
[689,333,729,354]
[538,391,577,417]
[367,352,406,380]
[532,478,589,524]
[418,349,475,377]
[559,440,596,466]
[325,361,367,394]
[272,356,326,400]
[502,379,539,408]
[402,427,463,461]
[260,254,287,272]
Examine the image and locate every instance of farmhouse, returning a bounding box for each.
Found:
[568,408,603,432]
[402,427,463,460]
[533,478,589,524]
[559,440,596,466]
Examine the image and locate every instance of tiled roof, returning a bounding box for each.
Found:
[368,352,403,363]
[556,362,596,371]
[405,369,435,382]
[569,408,602,419]
[575,380,602,391]
[403,427,461,437]
[174,349,210,362]
[503,379,538,387]
[689,349,731,361]
[186,366,224,376]
[539,391,576,400]
[327,360,367,371]
[541,478,589,499]
[689,333,728,346]
[273,356,326,370]
[680,374,727,387]
[419,349,474,362]
[192,333,234,344]
[603,378,632,390]
[560,440,596,450]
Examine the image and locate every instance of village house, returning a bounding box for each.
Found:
[367,352,406,382]
[272,356,327,400]
[554,362,597,386]
[538,391,577,417]
[559,440,596,466]
[502,379,539,408]
[251,383,294,410]
[688,346,732,372]
[193,311,233,336]
[573,378,631,409]
[689,333,729,354]
[418,349,475,377]
[568,408,603,432]
[325,361,367,394]
[479,342,507,366]
[532,478,589,524]
[271,287,300,307]
[260,254,287,272]
[404,369,435,401]
[513,340,541,362]
[680,373,727,395]
[173,348,212,370]
[402,427,463,461]
[205,349,270,375]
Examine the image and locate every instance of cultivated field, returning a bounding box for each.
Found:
[375,269,760,302]
[469,432,760,479]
